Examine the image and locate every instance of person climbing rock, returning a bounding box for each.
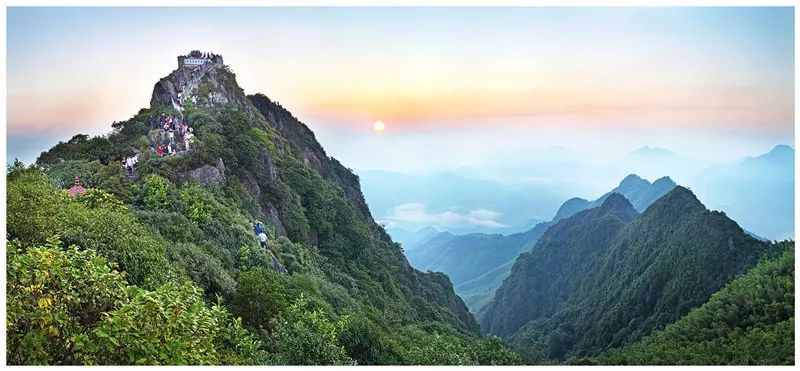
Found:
[252,220,265,235]
[258,231,268,251]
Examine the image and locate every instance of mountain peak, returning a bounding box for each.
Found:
[598,192,638,222]
[650,186,705,214]
[151,51,248,111]
[653,176,677,187]
[627,146,680,158]
[770,144,794,154]
[619,174,648,188]
[652,176,677,188]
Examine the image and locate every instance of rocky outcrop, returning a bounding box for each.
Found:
[175,158,227,187]
[270,251,288,275]
[150,69,194,109]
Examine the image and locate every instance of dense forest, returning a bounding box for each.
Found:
[409,173,676,316]
[481,187,793,364]
[6,60,518,365]
[5,56,795,365]
[594,243,794,365]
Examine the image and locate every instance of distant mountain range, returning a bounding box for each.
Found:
[693,144,794,240]
[407,174,676,313]
[386,226,440,252]
[480,186,773,361]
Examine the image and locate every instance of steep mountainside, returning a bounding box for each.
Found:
[10,55,520,365]
[595,243,794,365]
[481,187,772,361]
[407,223,550,312]
[409,174,673,314]
[481,194,638,337]
[553,174,676,221]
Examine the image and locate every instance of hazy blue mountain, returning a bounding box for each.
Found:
[407,222,552,312]
[481,187,772,361]
[694,145,794,240]
[553,174,676,221]
[386,225,440,252]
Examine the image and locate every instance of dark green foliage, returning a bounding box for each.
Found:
[42,159,104,188]
[337,316,402,365]
[278,156,371,259]
[7,166,172,288]
[265,295,354,365]
[167,242,236,300]
[482,187,774,361]
[596,243,794,365]
[37,134,128,166]
[232,268,289,331]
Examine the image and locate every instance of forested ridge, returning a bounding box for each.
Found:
[592,242,794,365]
[6,57,517,365]
[480,187,792,363]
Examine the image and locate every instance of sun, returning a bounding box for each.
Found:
[373,120,385,133]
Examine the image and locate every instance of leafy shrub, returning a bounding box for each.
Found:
[266,295,354,365]
[167,242,236,300]
[7,165,171,288]
[77,282,265,365]
[6,238,129,365]
[179,185,213,224]
[142,175,171,211]
[404,332,476,365]
[232,267,289,331]
[42,159,104,189]
[337,316,402,365]
[77,188,127,211]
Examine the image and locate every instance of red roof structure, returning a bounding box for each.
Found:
[68,176,86,198]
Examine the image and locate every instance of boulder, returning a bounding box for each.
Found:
[175,158,226,187]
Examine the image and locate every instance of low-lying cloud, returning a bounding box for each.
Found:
[380,203,508,229]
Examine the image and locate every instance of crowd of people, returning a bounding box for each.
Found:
[120,52,219,175]
[151,113,195,157]
[123,153,140,175]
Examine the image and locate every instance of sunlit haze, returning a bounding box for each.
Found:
[8,7,794,168]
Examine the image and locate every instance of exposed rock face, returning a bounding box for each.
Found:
[256,148,279,184]
[248,94,376,226]
[150,69,194,109]
[175,158,227,187]
[269,251,288,275]
[150,60,248,112]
